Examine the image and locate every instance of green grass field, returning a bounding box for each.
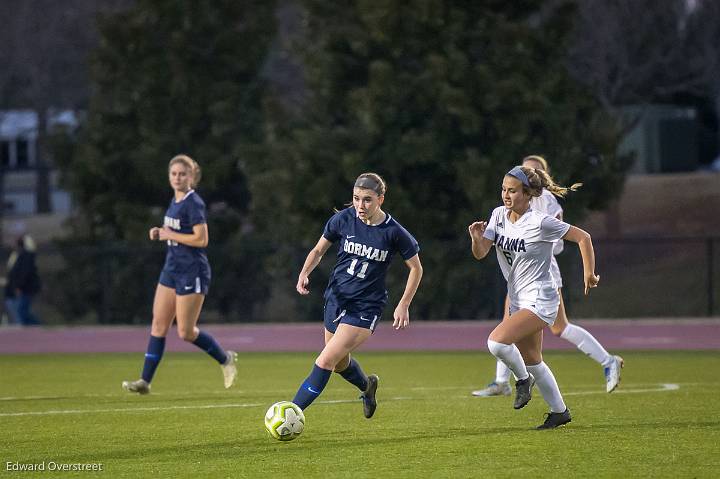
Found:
[2,351,719,478]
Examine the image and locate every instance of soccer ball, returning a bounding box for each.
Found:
[264,401,305,441]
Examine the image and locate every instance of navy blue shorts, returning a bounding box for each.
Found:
[323,296,380,334]
[158,269,210,296]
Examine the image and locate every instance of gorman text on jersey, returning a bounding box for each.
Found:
[343,240,389,262]
[164,216,180,230]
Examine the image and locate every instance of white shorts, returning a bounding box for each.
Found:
[509,281,560,325]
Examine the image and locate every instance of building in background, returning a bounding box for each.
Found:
[0,110,75,216]
[618,104,700,174]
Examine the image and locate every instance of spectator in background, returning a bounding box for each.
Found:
[5,235,42,326]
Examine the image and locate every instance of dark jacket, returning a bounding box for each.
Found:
[6,250,41,297]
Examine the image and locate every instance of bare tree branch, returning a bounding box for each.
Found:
[568,0,720,145]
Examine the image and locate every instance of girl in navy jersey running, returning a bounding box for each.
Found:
[289,172,423,418]
[472,156,622,398]
[469,164,600,429]
[122,155,237,394]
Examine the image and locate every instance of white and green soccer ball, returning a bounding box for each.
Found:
[264,401,305,441]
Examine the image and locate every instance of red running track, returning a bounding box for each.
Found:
[0,319,718,354]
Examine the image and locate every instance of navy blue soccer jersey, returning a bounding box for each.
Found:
[322,207,419,314]
[161,190,210,275]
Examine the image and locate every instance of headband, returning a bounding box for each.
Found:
[507,166,530,187]
[354,176,383,195]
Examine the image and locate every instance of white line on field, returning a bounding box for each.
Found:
[568,383,680,395]
[0,385,679,418]
[0,390,278,401]
[0,402,264,417]
[0,382,691,402]
[460,383,680,399]
[0,397,414,418]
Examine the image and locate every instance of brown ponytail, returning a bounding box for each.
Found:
[520,166,582,198]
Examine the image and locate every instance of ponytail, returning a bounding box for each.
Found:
[519,166,582,198]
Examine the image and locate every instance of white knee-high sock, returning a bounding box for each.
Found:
[487,340,529,381]
[495,359,512,383]
[560,324,612,366]
[526,362,566,413]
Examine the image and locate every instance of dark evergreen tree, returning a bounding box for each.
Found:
[52,0,277,322]
[248,1,628,319]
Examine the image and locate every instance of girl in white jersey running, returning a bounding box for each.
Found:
[472,156,623,398]
[469,164,600,429]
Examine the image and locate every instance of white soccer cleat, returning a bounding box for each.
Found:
[471,381,512,397]
[122,379,150,395]
[604,355,624,393]
[222,350,238,389]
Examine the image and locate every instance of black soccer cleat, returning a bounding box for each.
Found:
[536,409,572,430]
[360,374,379,418]
[513,373,535,409]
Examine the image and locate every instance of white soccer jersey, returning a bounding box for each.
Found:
[531,189,563,219]
[531,189,565,284]
[483,205,570,300]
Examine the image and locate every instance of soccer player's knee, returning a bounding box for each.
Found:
[177,327,196,342]
[334,356,350,372]
[550,325,564,337]
[150,319,170,337]
[315,357,336,371]
[525,352,543,364]
[487,339,506,356]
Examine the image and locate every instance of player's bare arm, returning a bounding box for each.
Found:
[563,225,599,294]
[393,254,423,330]
[297,236,333,295]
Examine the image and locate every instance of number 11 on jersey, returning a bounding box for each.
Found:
[347,259,369,279]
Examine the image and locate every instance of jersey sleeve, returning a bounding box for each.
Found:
[540,215,571,242]
[544,194,563,219]
[482,207,501,242]
[188,196,207,226]
[322,211,343,243]
[532,191,562,217]
[541,193,564,254]
[394,225,420,260]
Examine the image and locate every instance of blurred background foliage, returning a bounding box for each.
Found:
[44,1,656,322]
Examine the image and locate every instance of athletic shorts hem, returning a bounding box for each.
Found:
[509,281,559,325]
[323,297,380,334]
[158,269,210,296]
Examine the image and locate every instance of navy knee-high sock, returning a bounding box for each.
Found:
[141,335,166,383]
[338,358,369,392]
[192,330,228,364]
[292,364,332,410]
